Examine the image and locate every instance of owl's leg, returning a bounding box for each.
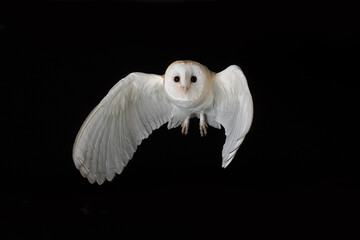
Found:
[181,117,190,135]
[199,113,208,137]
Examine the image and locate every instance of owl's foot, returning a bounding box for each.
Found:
[200,123,208,137]
[181,118,190,135]
[199,114,208,137]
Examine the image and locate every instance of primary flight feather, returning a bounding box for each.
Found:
[73,60,253,184]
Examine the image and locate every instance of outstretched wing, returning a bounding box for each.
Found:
[209,65,253,168]
[73,73,173,184]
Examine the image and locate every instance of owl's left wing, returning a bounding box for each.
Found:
[208,65,253,168]
[73,73,173,184]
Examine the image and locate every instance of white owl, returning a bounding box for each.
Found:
[73,60,253,184]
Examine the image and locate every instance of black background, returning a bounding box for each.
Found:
[4,0,360,239]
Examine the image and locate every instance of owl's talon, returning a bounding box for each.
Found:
[181,119,190,135]
[181,124,188,135]
[199,123,208,137]
[199,113,208,137]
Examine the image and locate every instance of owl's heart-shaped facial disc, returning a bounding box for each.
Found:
[163,61,212,103]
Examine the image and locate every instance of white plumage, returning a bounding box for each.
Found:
[73,60,253,184]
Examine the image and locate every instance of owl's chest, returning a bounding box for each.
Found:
[169,89,214,115]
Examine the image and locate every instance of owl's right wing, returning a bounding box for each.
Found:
[209,65,253,168]
[73,73,173,184]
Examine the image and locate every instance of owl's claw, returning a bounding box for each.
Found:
[199,122,208,137]
[181,118,190,135]
[199,114,208,137]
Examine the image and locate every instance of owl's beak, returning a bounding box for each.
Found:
[181,86,189,93]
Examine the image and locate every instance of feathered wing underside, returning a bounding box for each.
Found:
[73,73,173,184]
[209,65,253,168]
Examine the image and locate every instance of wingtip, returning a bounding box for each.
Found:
[96,177,106,185]
[222,156,234,168]
[87,172,97,184]
[222,161,230,168]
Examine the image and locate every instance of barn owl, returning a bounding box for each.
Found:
[73,60,253,184]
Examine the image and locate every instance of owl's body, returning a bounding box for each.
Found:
[73,60,253,184]
[164,61,215,136]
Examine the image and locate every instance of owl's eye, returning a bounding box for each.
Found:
[191,76,197,83]
[174,76,180,82]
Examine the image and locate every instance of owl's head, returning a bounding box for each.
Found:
[163,60,213,105]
